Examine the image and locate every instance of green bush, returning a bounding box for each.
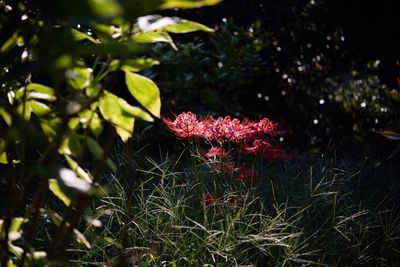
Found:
[150,19,399,155]
[0,0,221,265]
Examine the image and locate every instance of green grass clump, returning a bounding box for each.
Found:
[69,149,400,266]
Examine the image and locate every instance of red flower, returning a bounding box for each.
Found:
[163,112,204,139]
[204,146,223,158]
[243,139,289,160]
[237,166,258,181]
[205,116,256,143]
[204,193,218,208]
[252,118,278,136]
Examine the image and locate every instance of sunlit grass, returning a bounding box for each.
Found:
[69,147,400,266]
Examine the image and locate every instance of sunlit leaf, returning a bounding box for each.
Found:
[99,90,153,141]
[0,139,19,165]
[39,117,61,140]
[0,152,7,164]
[26,83,56,101]
[87,137,118,172]
[379,131,400,141]
[121,58,160,72]
[71,28,98,43]
[0,107,12,126]
[30,100,51,117]
[49,179,71,206]
[165,19,214,33]
[138,15,177,32]
[124,71,161,118]
[159,0,223,9]
[73,228,91,249]
[66,67,93,90]
[58,168,92,193]
[58,132,82,157]
[65,155,93,182]
[87,0,122,17]
[1,32,19,52]
[16,103,31,120]
[137,15,213,33]
[132,31,177,50]
[32,251,47,260]
[0,217,27,241]
[8,243,23,258]
[91,23,118,41]
[78,109,103,137]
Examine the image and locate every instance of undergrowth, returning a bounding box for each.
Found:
[66,146,400,266]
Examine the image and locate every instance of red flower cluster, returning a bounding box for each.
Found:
[164,112,290,181]
[163,112,279,144]
[243,139,289,160]
[164,112,291,209]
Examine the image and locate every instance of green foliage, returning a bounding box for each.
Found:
[151,19,399,154]
[0,0,220,265]
[73,149,400,266]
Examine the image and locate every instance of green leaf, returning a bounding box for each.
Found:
[0,152,7,164]
[49,179,71,206]
[65,155,93,183]
[137,15,213,33]
[30,100,51,117]
[87,0,122,17]
[58,168,93,194]
[165,19,214,33]
[0,107,12,126]
[71,28,98,43]
[26,83,56,101]
[132,31,177,50]
[91,23,118,41]
[9,218,27,233]
[8,243,23,258]
[1,32,19,52]
[121,58,160,72]
[159,0,223,9]
[78,109,103,137]
[58,132,83,157]
[66,67,93,90]
[87,137,118,172]
[16,103,31,120]
[124,71,161,118]
[0,217,28,241]
[379,131,400,141]
[39,117,61,140]
[0,139,8,164]
[73,228,91,249]
[99,90,153,141]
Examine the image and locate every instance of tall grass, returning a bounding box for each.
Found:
[67,146,400,266]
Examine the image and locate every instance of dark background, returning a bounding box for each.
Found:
[148,0,400,158]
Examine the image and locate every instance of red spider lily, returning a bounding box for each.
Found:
[163,112,290,183]
[204,193,218,208]
[205,116,255,143]
[243,139,289,160]
[237,166,258,181]
[204,146,224,158]
[163,113,282,143]
[252,118,278,136]
[162,112,208,139]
